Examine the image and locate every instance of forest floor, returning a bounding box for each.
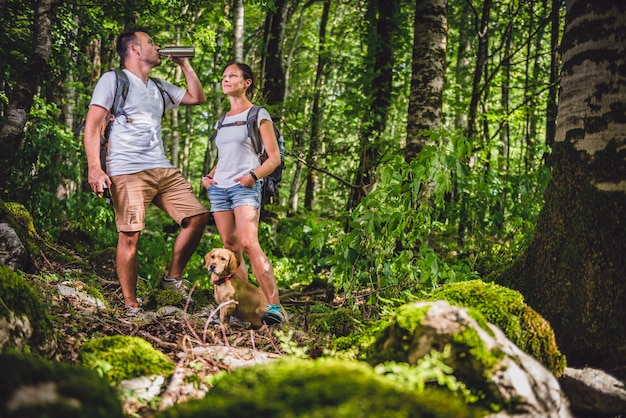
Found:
[34,259,336,417]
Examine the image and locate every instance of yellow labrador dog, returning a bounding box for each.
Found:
[204,248,269,329]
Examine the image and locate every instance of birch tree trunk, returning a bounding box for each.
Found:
[405,0,448,160]
[500,0,626,378]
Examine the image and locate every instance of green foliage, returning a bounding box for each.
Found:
[5,98,84,240]
[0,353,124,418]
[374,346,479,404]
[79,335,175,384]
[271,213,342,287]
[161,358,486,418]
[329,132,480,301]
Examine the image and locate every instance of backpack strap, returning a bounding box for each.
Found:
[209,112,229,142]
[149,77,175,117]
[111,69,129,119]
[247,106,263,156]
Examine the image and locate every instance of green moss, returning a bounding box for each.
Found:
[308,307,361,337]
[79,335,174,384]
[424,280,566,376]
[0,353,124,418]
[156,289,184,307]
[157,358,486,418]
[0,264,56,355]
[5,202,36,236]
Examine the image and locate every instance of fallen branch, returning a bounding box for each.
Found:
[159,355,187,410]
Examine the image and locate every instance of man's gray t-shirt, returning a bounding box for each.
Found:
[89,69,186,176]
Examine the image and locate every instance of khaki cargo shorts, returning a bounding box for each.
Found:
[110,167,208,232]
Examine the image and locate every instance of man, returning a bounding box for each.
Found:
[83,28,209,316]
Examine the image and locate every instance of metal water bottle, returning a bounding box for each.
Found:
[159,46,195,58]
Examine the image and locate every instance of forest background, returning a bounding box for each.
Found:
[5,0,624,377]
[0,0,559,289]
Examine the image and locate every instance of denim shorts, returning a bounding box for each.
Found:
[208,181,262,212]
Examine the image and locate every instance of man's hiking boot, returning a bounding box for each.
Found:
[160,274,194,306]
[260,304,286,326]
[124,303,143,317]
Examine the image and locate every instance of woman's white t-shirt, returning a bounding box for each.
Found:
[213,107,272,188]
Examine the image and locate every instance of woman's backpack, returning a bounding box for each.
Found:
[210,106,286,200]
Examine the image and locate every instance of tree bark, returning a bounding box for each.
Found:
[349,0,400,208]
[0,0,56,188]
[304,0,330,210]
[405,0,448,160]
[545,0,562,152]
[262,0,289,105]
[233,0,244,62]
[499,0,626,378]
[466,0,492,141]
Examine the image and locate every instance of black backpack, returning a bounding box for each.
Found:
[210,106,286,201]
[75,69,173,173]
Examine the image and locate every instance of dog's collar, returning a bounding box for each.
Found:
[213,276,232,285]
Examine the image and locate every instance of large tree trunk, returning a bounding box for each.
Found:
[0,0,56,188]
[499,0,626,379]
[405,0,448,160]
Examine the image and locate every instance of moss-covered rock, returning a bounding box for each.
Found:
[0,352,123,418]
[423,280,566,376]
[0,264,57,355]
[366,301,503,405]
[156,289,184,308]
[157,358,486,418]
[79,335,175,384]
[307,307,361,337]
[362,300,571,415]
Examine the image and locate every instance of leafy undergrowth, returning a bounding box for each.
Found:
[29,259,340,417]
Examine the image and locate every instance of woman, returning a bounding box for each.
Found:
[202,62,286,325]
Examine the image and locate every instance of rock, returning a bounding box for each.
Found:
[0,222,32,273]
[0,353,124,418]
[192,345,280,369]
[371,300,573,417]
[560,367,626,417]
[57,281,107,310]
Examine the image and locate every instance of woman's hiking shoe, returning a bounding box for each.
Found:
[159,274,194,306]
[124,303,143,317]
[261,304,286,325]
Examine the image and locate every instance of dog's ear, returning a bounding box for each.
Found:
[228,250,239,274]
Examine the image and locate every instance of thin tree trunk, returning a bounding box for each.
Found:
[233,0,244,62]
[349,0,400,209]
[545,0,561,154]
[466,0,492,140]
[304,0,330,210]
[0,0,56,187]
